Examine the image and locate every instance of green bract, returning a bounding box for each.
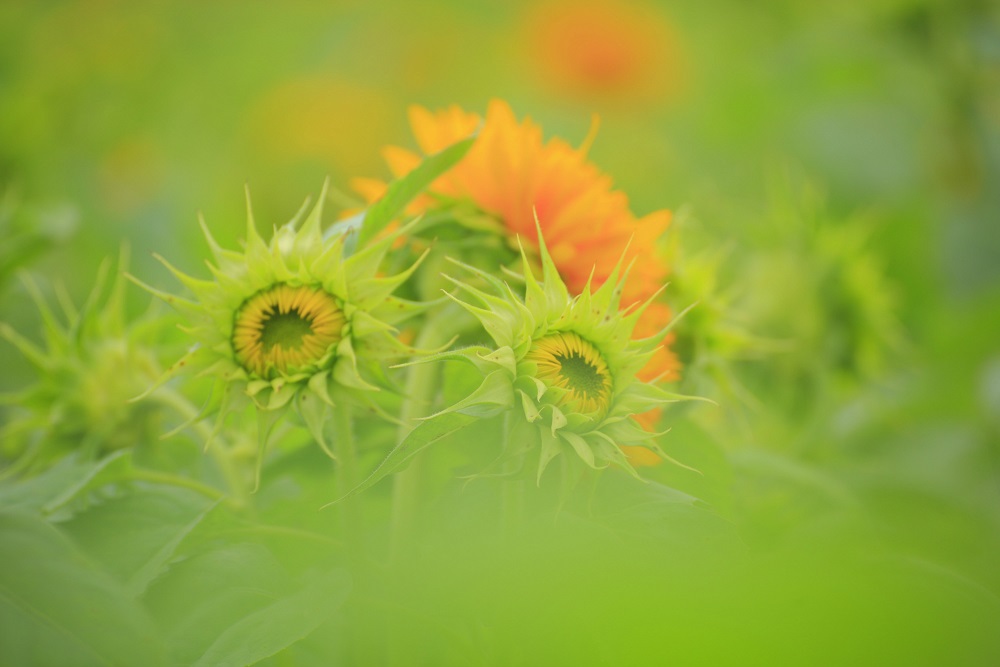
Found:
[134,183,426,458]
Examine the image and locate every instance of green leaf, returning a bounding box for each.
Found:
[329,412,478,505]
[0,456,98,513]
[145,542,291,664]
[424,369,514,421]
[59,485,217,597]
[537,429,563,484]
[144,542,349,667]
[42,449,134,514]
[357,134,477,248]
[561,430,597,469]
[0,510,165,666]
[191,568,350,667]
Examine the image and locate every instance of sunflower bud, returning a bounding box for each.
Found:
[133,183,425,463]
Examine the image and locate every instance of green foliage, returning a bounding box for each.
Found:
[2,1,999,664]
[339,411,478,502]
[0,510,166,667]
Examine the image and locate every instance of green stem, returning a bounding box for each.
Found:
[500,413,523,538]
[334,398,358,550]
[389,324,448,558]
[128,469,227,502]
[332,397,363,667]
[224,523,343,549]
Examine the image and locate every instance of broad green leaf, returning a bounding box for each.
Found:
[144,542,292,665]
[0,455,97,513]
[59,484,217,597]
[42,449,134,514]
[357,134,476,248]
[0,510,165,666]
[192,568,351,667]
[144,541,348,667]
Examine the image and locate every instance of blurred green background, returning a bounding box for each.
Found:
[1,0,999,664]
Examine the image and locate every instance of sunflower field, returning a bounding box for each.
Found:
[1,1,999,665]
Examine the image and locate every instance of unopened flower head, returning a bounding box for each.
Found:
[425,222,699,482]
[0,248,164,470]
[135,183,425,454]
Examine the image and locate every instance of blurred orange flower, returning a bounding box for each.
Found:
[365,100,674,318]
[360,101,680,468]
[519,0,683,106]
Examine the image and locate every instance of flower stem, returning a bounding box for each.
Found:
[128,469,227,502]
[501,413,523,538]
[389,324,448,559]
[334,398,358,551]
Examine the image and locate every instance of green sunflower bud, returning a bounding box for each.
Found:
[345,220,707,497]
[132,182,427,468]
[0,248,165,472]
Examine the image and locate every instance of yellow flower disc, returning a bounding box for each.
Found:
[525,331,613,419]
[232,283,345,378]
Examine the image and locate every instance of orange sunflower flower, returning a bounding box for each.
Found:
[357,100,680,463]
